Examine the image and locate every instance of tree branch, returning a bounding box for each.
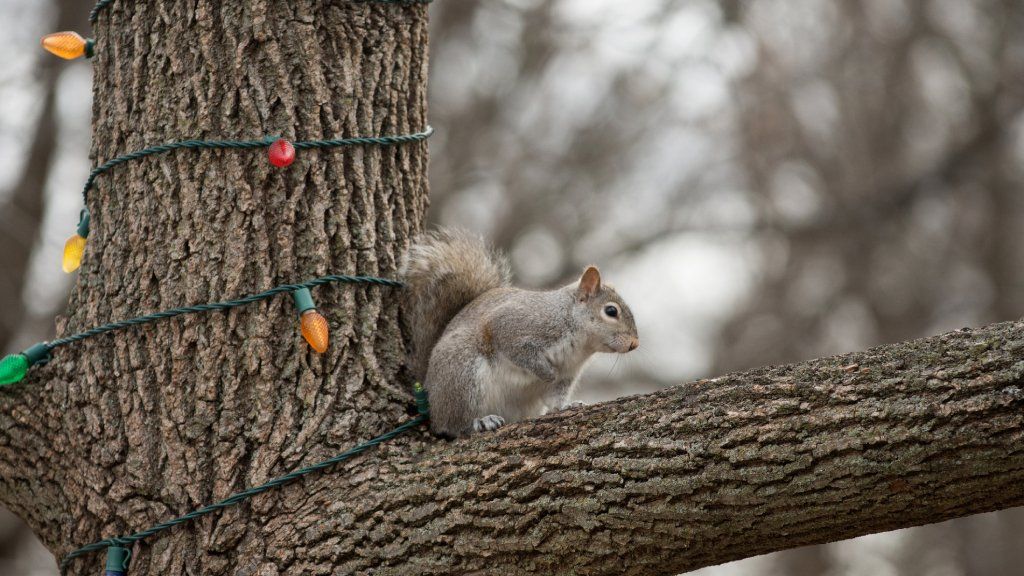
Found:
[310,319,1024,575]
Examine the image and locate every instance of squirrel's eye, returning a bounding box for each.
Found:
[604,305,619,318]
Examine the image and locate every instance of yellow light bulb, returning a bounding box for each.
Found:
[63,234,86,273]
[41,31,92,60]
[300,310,330,354]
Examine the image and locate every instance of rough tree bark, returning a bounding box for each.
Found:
[1,2,1023,576]
[0,1,430,574]
[284,319,1021,576]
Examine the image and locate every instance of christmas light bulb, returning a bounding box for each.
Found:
[0,343,50,386]
[63,234,86,273]
[41,31,94,60]
[62,209,90,274]
[0,354,28,386]
[301,310,330,354]
[268,138,295,168]
[293,287,329,353]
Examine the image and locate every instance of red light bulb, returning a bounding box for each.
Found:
[268,139,295,168]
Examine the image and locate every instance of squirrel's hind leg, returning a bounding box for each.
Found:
[472,414,506,433]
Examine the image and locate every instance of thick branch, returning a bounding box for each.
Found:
[287,319,1022,575]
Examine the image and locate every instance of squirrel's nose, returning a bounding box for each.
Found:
[628,338,639,351]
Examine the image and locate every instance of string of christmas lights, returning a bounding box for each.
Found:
[0,274,404,386]
[61,128,434,273]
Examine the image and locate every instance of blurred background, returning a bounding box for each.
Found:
[1,0,1022,573]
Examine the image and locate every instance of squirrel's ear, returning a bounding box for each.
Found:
[578,266,601,299]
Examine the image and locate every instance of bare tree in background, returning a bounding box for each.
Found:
[714,3,1024,574]
[0,0,90,572]
[0,0,89,351]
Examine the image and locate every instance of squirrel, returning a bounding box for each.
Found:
[401,228,640,437]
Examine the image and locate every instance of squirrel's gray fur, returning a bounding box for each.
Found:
[401,228,639,437]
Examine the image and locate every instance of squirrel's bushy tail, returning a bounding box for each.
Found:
[401,228,511,380]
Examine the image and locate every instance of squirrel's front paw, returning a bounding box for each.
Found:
[472,414,506,433]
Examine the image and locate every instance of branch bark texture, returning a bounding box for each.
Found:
[302,319,1024,575]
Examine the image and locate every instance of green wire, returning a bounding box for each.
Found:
[90,0,434,24]
[87,0,114,23]
[81,127,434,203]
[37,274,403,359]
[9,274,404,373]
[60,386,430,574]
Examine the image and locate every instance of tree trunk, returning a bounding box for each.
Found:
[2,3,1024,576]
[0,1,429,574]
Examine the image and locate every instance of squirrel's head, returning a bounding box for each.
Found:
[574,266,639,354]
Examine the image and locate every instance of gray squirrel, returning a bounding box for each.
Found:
[401,229,640,437]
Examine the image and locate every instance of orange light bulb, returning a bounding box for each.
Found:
[300,310,330,354]
[62,234,87,273]
[41,31,93,60]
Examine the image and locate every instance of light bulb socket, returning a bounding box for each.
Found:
[105,545,131,575]
[77,209,91,238]
[413,382,429,416]
[84,38,95,59]
[22,342,51,367]
[292,287,316,314]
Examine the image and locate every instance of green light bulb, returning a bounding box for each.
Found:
[0,354,28,386]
